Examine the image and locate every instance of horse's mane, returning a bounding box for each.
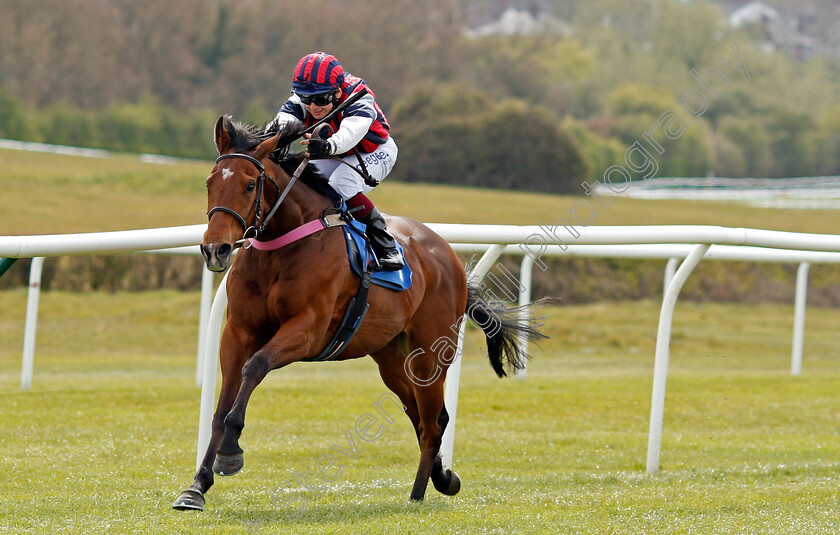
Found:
[222,118,337,201]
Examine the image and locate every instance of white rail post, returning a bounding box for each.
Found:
[663,257,680,296]
[517,254,534,379]
[790,262,810,377]
[196,266,215,387]
[196,271,229,471]
[21,257,45,390]
[440,243,506,472]
[646,244,710,474]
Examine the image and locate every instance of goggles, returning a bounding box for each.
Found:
[297,91,337,107]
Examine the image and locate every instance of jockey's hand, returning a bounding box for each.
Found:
[303,134,333,158]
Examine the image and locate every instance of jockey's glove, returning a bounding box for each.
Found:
[307,138,333,158]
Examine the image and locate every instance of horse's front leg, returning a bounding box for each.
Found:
[173,324,254,511]
[215,312,319,476]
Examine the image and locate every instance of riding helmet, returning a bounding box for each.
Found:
[292,52,345,95]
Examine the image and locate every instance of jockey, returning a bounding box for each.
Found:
[268,52,404,271]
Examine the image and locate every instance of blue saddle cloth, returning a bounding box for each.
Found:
[343,219,412,291]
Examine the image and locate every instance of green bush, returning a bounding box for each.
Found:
[456,255,840,308]
[38,104,99,147]
[707,131,747,177]
[562,117,625,177]
[0,256,204,293]
[0,90,36,140]
[0,92,217,160]
[5,254,840,309]
[811,106,840,176]
[391,85,587,193]
[763,106,817,178]
[97,100,165,154]
[720,116,775,178]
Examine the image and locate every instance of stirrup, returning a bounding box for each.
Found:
[376,249,404,271]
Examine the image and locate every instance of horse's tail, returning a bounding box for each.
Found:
[464,270,552,378]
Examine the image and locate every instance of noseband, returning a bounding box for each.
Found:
[206,154,278,243]
[208,146,312,245]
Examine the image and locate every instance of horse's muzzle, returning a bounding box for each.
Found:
[200,242,233,272]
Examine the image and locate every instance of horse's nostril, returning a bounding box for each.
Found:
[217,243,232,259]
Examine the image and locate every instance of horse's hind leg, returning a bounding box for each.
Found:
[374,312,466,501]
[372,346,422,441]
[429,405,461,496]
[407,376,450,501]
[373,342,446,501]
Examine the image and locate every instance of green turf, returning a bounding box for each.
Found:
[2,148,839,533]
[1,290,838,534]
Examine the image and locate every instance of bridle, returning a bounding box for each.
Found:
[207,153,308,246]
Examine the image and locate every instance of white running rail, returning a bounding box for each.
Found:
[3,224,840,474]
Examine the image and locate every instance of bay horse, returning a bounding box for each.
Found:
[173,116,547,511]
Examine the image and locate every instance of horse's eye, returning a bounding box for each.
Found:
[246,181,256,194]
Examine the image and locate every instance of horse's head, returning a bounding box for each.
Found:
[200,116,335,271]
[200,116,282,272]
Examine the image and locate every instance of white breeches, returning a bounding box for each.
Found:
[309,137,398,200]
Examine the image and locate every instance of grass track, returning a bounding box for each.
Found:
[2,149,839,532]
[1,291,838,534]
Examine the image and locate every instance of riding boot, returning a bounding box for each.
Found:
[359,208,405,271]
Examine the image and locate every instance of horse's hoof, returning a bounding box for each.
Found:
[213,452,244,476]
[443,470,461,495]
[172,489,205,511]
[432,469,461,496]
[431,455,461,496]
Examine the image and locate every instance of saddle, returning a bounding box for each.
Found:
[343,218,412,291]
[301,206,411,362]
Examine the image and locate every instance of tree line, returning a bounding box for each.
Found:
[1,0,838,194]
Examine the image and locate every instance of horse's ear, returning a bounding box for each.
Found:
[253,133,281,160]
[214,115,233,154]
